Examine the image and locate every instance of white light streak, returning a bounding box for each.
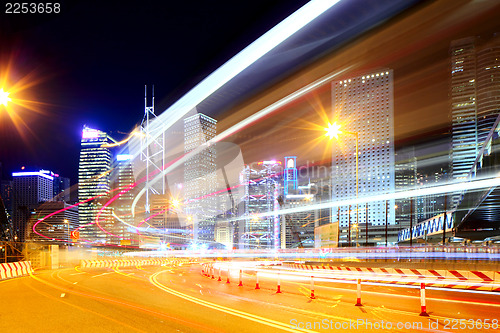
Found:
[130,0,344,215]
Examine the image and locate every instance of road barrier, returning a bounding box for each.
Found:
[276,271,282,293]
[310,275,315,299]
[355,278,362,306]
[0,261,33,280]
[80,258,191,268]
[283,263,500,291]
[199,261,500,316]
[419,283,429,316]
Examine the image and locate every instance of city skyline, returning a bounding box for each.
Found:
[1,1,499,247]
[2,2,500,330]
[0,1,309,182]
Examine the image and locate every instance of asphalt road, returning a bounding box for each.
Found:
[1,261,499,332]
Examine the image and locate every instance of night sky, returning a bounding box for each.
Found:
[0,0,308,183]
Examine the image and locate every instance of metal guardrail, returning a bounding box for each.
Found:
[0,241,25,263]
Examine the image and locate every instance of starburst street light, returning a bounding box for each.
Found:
[171,199,180,208]
[0,88,11,106]
[324,122,342,139]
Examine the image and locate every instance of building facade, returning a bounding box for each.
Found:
[450,36,500,190]
[331,70,396,246]
[111,153,136,245]
[12,170,54,242]
[78,126,116,243]
[240,161,282,249]
[183,113,217,244]
[28,201,78,244]
[395,149,417,229]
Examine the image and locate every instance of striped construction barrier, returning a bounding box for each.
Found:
[0,261,33,280]
[79,258,192,269]
[282,263,500,292]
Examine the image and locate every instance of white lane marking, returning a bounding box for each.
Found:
[69,272,86,275]
[90,272,113,278]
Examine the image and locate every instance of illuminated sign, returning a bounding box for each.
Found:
[261,160,282,165]
[82,128,100,139]
[40,169,55,177]
[116,154,133,161]
[70,230,80,240]
[12,171,54,181]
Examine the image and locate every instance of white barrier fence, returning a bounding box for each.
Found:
[80,258,192,268]
[0,261,33,280]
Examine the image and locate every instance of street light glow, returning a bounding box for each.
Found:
[324,122,342,139]
[0,88,11,106]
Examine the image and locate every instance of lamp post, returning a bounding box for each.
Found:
[325,122,359,247]
[64,219,69,245]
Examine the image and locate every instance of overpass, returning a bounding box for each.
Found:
[399,115,500,243]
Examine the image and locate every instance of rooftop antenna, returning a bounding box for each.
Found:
[140,85,165,215]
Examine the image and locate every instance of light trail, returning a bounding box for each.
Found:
[94,183,137,240]
[208,261,500,295]
[142,0,341,145]
[129,0,350,216]
[131,65,352,216]
[28,269,219,333]
[31,190,121,243]
[101,129,141,148]
[223,173,500,222]
[150,270,318,333]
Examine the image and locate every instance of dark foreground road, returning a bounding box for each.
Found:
[1,261,499,332]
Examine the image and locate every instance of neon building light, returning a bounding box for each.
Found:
[283,156,298,196]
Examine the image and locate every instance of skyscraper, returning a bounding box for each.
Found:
[240,161,282,249]
[78,126,116,243]
[450,37,479,183]
[53,174,71,202]
[395,149,417,229]
[0,179,13,227]
[183,113,217,244]
[450,36,500,187]
[331,70,396,246]
[111,153,136,244]
[12,170,54,242]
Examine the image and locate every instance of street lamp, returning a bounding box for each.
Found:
[64,219,69,245]
[325,122,359,247]
[0,88,11,106]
